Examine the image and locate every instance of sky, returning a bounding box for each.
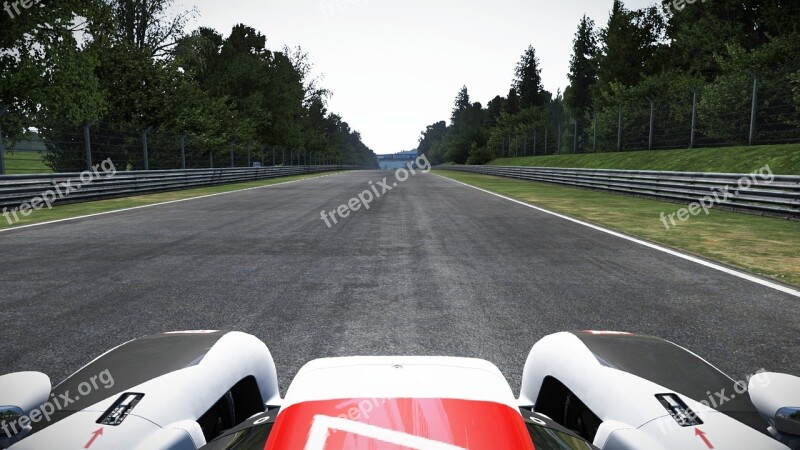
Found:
[184,0,657,154]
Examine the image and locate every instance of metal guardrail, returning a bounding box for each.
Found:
[438,165,800,219]
[0,166,360,210]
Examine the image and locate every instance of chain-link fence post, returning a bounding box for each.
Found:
[0,125,4,175]
[557,123,562,154]
[746,70,759,146]
[180,133,187,169]
[571,118,577,153]
[647,98,655,150]
[142,126,152,170]
[230,145,234,168]
[690,87,698,148]
[0,105,8,175]
[84,121,95,170]
[592,115,597,153]
[617,107,623,151]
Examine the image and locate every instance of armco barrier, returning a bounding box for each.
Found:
[0,166,361,211]
[437,165,800,219]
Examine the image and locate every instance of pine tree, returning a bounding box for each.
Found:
[597,0,664,90]
[564,15,598,119]
[451,85,471,124]
[505,88,520,115]
[513,46,548,109]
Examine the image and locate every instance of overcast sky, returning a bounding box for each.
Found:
[184,0,656,154]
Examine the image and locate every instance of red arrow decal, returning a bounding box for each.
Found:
[695,428,714,449]
[84,427,103,449]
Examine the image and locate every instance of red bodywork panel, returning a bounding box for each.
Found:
[264,398,535,450]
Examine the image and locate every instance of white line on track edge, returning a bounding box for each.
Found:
[0,172,344,234]
[434,173,800,298]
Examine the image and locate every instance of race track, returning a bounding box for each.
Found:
[1,170,797,393]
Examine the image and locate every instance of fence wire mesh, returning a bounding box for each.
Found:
[0,121,335,175]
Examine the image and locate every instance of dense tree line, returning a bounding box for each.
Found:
[0,0,376,169]
[418,0,800,165]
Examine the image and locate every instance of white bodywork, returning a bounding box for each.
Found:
[3,331,796,450]
[519,332,788,450]
[283,356,519,411]
[0,373,51,416]
[0,372,51,448]
[8,332,279,450]
[750,373,800,448]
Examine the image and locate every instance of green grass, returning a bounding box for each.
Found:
[0,171,342,230]
[490,144,800,175]
[435,170,800,287]
[3,151,52,174]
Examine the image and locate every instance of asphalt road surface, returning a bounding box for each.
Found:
[1,170,797,394]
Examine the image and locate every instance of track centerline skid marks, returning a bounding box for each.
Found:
[434,173,800,299]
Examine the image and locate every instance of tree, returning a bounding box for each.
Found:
[514,46,549,108]
[451,86,471,123]
[284,45,330,106]
[564,15,598,120]
[662,0,800,79]
[448,101,486,164]
[173,27,224,90]
[1,0,375,171]
[417,121,447,163]
[106,0,197,57]
[485,96,506,128]
[505,88,520,115]
[0,1,106,135]
[596,1,665,91]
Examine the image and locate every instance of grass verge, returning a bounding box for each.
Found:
[490,144,800,175]
[0,171,343,231]
[435,170,800,287]
[3,151,52,174]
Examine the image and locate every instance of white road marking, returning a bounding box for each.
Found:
[0,172,344,234]
[304,415,466,450]
[436,173,800,298]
